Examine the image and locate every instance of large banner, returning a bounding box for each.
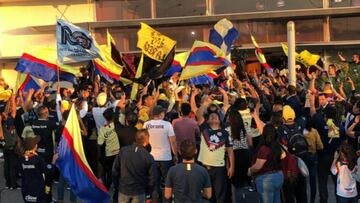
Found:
[57,19,102,63]
[137,23,176,62]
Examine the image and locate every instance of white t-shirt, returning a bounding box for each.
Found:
[144,119,175,161]
[92,107,107,131]
[331,161,358,198]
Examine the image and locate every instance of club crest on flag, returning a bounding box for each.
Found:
[57,19,103,63]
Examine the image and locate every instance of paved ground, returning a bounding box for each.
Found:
[0,150,337,203]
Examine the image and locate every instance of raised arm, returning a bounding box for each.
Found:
[190,87,200,114]
[196,95,211,125]
[10,93,16,119]
[219,87,229,112]
[338,52,347,62]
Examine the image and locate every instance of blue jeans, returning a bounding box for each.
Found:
[119,193,145,203]
[255,171,284,203]
[57,174,76,202]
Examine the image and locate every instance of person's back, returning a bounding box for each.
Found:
[113,129,155,203]
[144,118,175,161]
[118,144,154,195]
[166,163,210,203]
[165,140,211,203]
[173,117,199,150]
[20,154,47,203]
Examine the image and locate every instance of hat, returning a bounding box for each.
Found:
[22,126,36,139]
[61,100,70,111]
[323,89,333,94]
[283,105,295,121]
[228,91,238,97]
[24,136,41,151]
[211,100,223,105]
[97,92,107,106]
[152,105,165,116]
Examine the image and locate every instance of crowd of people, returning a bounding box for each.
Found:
[1,52,360,203]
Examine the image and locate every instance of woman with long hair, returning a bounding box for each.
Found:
[248,124,284,203]
[227,110,252,202]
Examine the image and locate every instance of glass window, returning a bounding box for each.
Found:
[95,0,151,21]
[156,0,206,17]
[214,0,323,14]
[330,17,360,41]
[95,25,209,52]
[330,0,360,7]
[234,19,323,46]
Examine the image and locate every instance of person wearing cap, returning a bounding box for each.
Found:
[144,105,177,203]
[93,92,108,131]
[278,105,308,203]
[19,136,57,203]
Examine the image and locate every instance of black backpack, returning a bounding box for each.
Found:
[282,125,308,155]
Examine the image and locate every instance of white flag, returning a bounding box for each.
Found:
[56,19,102,63]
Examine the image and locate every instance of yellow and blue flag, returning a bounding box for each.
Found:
[164,51,190,77]
[15,47,80,83]
[209,18,238,55]
[179,41,230,81]
[57,105,110,203]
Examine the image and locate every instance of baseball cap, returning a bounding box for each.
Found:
[283,105,295,121]
[61,100,70,111]
[97,92,107,106]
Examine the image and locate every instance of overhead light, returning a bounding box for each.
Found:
[256,2,265,10]
[191,31,196,36]
[334,0,342,2]
[277,0,285,7]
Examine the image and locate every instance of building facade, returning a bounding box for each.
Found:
[0,0,360,85]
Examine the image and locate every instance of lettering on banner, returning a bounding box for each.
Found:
[143,31,167,61]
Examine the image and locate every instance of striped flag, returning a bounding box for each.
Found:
[56,105,110,203]
[251,35,274,76]
[179,41,230,81]
[164,51,190,77]
[15,47,80,83]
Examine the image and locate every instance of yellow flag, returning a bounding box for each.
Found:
[95,45,123,76]
[130,53,144,100]
[137,23,176,62]
[298,50,320,67]
[281,43,319,67]
[107,29,115,47]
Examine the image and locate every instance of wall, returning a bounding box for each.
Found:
[0,0,95,58]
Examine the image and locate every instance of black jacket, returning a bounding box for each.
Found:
[112,143,156,195]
